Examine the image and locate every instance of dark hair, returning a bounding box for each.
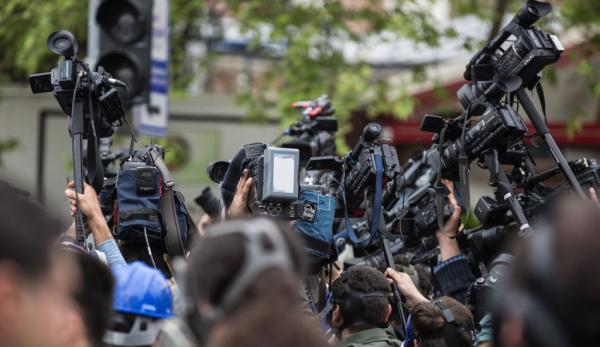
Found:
[69,251,114,347]
[331,265,391,330]
[0,181,63,281]
[187,219,306,307]
[501,197,600,345]
[412,296,473,347]
[187,218,327,347]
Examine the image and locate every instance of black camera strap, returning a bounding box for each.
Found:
[434,124,449,234]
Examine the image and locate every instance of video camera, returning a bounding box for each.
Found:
[29,30,128,244]
[242,143,301,219]
[421,104,528,181]
[29,30,128,137]
[194,187,221,219]
[458,0,562,113]
[281,95,338,166]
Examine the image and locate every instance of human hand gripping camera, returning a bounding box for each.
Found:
[66,181,114,246]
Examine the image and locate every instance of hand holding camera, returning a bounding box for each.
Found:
[65,181,113,245]
[228,169,253,218]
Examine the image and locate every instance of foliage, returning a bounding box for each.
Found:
[1,0,600,142]
[0,138,19,166]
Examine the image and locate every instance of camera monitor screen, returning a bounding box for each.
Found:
[273,153,296,194]
[263,147,299,201]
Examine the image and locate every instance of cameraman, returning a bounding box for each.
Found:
[185,217,329,347]
[0,182,76,347]
[329,265,402,347]
[385,270,474,347]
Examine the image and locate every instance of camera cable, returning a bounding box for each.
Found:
[143,226,157,268]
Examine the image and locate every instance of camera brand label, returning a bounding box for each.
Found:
[301,202,317,222]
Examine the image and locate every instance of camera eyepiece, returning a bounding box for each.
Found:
[47,30,78,57]
[363,123,381,142]
[514,0,552,28]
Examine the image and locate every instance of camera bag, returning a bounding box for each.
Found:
[115,145,197,257]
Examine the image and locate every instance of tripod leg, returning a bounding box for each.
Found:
[515,88,585,198]
[482,150,533,235]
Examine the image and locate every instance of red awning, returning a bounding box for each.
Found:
[380,119,600,146]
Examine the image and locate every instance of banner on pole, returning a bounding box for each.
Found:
[135,0,169,137]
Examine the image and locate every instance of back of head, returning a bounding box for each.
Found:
[496,197,600,346]
[187,218,306,310]
[186,217,329,347]
[104,261,173,347]
[331,265,392,331]
[68,250,114,347]
[412,296,473,347]
[0,181,63,280]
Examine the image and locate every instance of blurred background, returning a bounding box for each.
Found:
[0,0,598,221]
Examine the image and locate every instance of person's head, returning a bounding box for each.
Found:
[411,296,473,347]
[58,246,114,347]
[495,197,600,346]
[330,265,392,336]
[186,217,328,347]
[104,261,174,347]
[0,182,74,347]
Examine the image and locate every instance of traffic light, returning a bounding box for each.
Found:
[93,0,152,106]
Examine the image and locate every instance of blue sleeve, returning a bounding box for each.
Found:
[97,239,127,268]
[433,255,475,303]
[475,313,494,345]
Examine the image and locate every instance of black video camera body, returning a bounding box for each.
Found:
[422,104,528,181]
[243,144,301,219]
[458,0,563,110]
[282,95,338,166]
[343,123,401,213]
[29,31,127,138]
[409,188,454,240]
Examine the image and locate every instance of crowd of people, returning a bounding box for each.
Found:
[1,162,599,347]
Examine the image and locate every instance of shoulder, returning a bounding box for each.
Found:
[341,328,403,347]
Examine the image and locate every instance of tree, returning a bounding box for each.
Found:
[1,0,599,143]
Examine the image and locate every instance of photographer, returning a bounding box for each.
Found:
[329,265,401,347]
[0,182,76,347]
[385,270,474,347]
[185,217,329,347]
[411,297,474,347]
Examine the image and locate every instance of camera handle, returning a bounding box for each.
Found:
[71,93,87,245]
[482,149,533,236]
[515,88,586,199]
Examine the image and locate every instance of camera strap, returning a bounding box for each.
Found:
[370,152,383,242]
[336,151,383,249]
